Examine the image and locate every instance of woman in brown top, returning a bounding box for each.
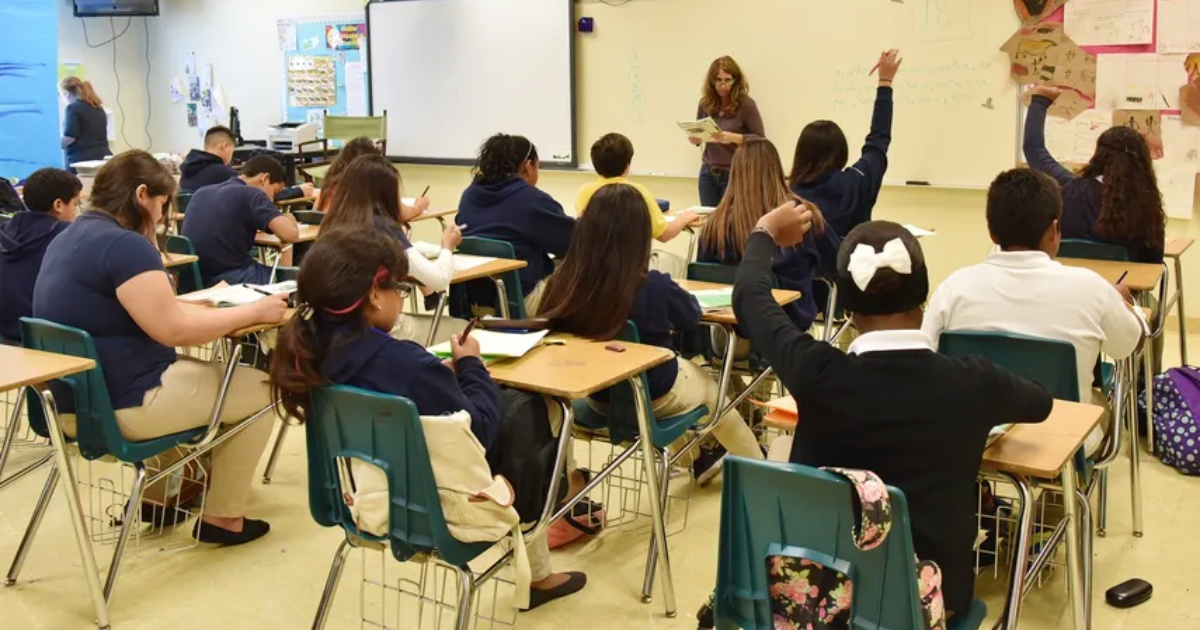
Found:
[689,56,765,206]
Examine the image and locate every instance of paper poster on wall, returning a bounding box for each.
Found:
[1157,0,1200,54]
[277,19,298,52]
[1024,88,1094,119]
[301,36,321,51]
[199,63,213,113]
[287,56,337,107]
[1043,108,1109,165]
[326,23,365,50]
[1096,54,1189,111]
[1183,57,1200,125]
[186,103,198,128]
[169,77,185,103]
[1113,109,1164,159]
[1063,0,1155,46]
[1001,23,1097,98]
[345,62,367,116]
[1013,0,1069,25]
[1158,115,1199,218]
[305,109,326,135]
[57,60,85,82]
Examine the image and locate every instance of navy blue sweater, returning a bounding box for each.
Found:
[178,150,304,201]
[698,229,840,332]
[792,86,894,238]
[320,327,502,452]
[456,177,575,297]
[0,212,70,341]
[593,271,701,402]
[1023,96,1164,264]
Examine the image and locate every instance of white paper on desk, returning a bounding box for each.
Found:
[1063,0,1155,46]
[683,205,717,216]
[452,254,494,272]
[902,224,936,237]
[345,62,367,116]
[429,330,549,359]
[1043,109,1110,167]
[1096,54,1189,111]
[1158,0,1200,54]
[177,281,297,307]
[677,118,721,143]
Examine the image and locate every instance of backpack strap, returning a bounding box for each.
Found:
[820,467,892,551]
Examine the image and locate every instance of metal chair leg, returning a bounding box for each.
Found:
[6,461,59,585]
[630,377,677,618]
[263,420,291,484]
[995,472,1034,630]
[0,387,28,483]
[102,464,147,603]
[641,446,673,603]
[454,564,476,630]
[1127,367,1144,537]
[1095,468,1108,538]
[312,539,352,630]
[1174,256,1187,365]
[1077,488,1094,629]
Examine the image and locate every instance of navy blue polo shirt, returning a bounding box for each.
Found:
[181,178,283,285]
[33,212,177,410]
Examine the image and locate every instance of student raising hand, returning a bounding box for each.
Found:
[876,48,903,85]
[1028,85,1062,101]
[755,199,824,248]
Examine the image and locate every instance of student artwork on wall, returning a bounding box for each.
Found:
[279,13,371,127]
[1014,0,1071,25]
[1113,109,1164,158]
[0,0,61,179]
[1185,54,1200,126]
[1001,23,1098,99]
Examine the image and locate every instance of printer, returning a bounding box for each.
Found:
[267,122,318,152]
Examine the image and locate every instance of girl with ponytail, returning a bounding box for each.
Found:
[455,133,576,315]
[60,76,112,170]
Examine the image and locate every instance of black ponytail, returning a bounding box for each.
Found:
[472,133,538,185]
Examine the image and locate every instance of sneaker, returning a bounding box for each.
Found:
[692,444,727,486]
[696,594,715,629]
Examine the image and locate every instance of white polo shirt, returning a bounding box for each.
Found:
[922,250,1144,404]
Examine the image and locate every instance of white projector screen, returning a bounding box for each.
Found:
[367,0,576,166]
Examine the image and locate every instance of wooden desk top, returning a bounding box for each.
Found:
[411,208,457,223]
[277,196,316,208]
[676,279,801,326]
[0,346,95,394]
[451,257,527,284]
[255,224,320,248]
[1165,236,1194,258]
[161,252,198,268]
[487,333,675,399]
[981,399,1103,479]
[1057,258,1163,292]
[176,300,295,338]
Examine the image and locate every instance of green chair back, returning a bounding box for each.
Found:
[164,234,204,295]
[176,192,193,216]
[715,457,987,630]
[19,318,204,462]
[306,385,494,566]
[938,331,1079,401]
[323,115,387,143]
[1058,239,1130,262]
[449,236,527,319]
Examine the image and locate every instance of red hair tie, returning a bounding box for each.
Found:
[323,267,390,316]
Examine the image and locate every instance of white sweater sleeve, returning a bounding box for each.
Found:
[405,247,454,293]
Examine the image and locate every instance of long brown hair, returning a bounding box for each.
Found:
[700,56,749,117]
[321,155,404,231]
[270,226,409,423]
[317,137,382,211]
[539,184,651,340]
[61,76,103,108]
[789,120,850,186]
[1080,126,1166,248]
[700,138,823,259]
[90,150,176,240]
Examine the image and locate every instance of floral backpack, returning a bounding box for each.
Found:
[1150,366,1200,475]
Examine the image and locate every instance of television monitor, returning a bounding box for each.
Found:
[74,0,159,17]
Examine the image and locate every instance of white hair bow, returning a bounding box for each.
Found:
[847,238,912,291]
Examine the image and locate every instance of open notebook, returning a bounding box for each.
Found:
[178,281,297,307]
[428,330,549,360]
[689,287,733,311]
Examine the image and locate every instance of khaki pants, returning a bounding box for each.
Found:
[469,279,546,319]
[1084,388,1111,457]
[112,356,274,518]
[390,313,468,346]
[654,358,763,460]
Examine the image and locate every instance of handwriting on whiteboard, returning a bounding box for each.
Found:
[629,42,646,124]
[917,0,973,42]
[832,61,997,107]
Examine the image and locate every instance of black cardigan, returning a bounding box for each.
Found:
[732,231,1054,617]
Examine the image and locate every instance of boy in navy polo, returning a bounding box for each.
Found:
[182,156,300,286]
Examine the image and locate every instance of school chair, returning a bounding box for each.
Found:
[715,457,987,630]
[256,265,300,486]
[448,236,527,320]
[164,234,204,295]
[813,277,851,343]
[306,385,515,630]
[297,111,389,186]
[1057,239,1130,262]
[6,318,276,627]
[571,320,709,606]
[288,211,323,266]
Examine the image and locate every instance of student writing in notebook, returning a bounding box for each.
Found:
[179,126,311,201]
[731,209,1053,620]
[320,154,464,344]
[539,184,763,485]
[576,133,699,243]
[269,226,587,610]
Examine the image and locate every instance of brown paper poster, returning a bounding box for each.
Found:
[1113,110,1164,159]
[1184,55,1200,126]
[1002,23,1097,98]
[1022,89,1094,120]
[1013,0,1070,26]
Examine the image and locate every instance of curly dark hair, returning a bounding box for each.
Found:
[1080,126,1165,249]
[472,133,537,185]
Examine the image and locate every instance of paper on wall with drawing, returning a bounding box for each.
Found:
[1184,55,1200,127]
[1157,0,1200,54]
[1042,109,1109,166]
[1064,0,1155,46]
[1002,23,1097,99]
[1012,0,1069,25]
[1157,115,1200,219]
[1112,109,1164,159]
[1095,54,1189,111]
[1022,88,1094,120]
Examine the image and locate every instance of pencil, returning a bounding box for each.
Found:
[420,185,431,198]
[1116,271,1129,285]
[869,62,880,76]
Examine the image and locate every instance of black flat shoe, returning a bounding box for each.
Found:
[193,518,270,546]
[521,572,587,611]
[139,501,192,528]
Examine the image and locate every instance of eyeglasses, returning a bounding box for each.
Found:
[381,281,415,300]
[713,77,736,86]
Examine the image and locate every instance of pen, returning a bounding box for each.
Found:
[248,285,275,297]
[1116,271,1128,285]
[461,317,478,341]
[868,61,880,76]
[420,185,430,198]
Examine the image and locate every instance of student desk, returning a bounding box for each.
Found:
[982,399,1104,630]
[1164,237,1193,364]
[255,224,320,248]
[0,346,110,628]
[486,333,682,615]
[410,207,456,229]
[276,196,316,210]
[160,252,198,268]
[419,256,528,347]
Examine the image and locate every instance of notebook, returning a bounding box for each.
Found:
[428,330,550,360]
[683,205,717,216]
[986,423,1013,447]
[178,281,297,307]
[690,287,733,311]
[453,254,494,272]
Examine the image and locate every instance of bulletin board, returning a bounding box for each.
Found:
[277,12,371,133]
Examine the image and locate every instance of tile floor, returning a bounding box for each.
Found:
[2,334,1200,630]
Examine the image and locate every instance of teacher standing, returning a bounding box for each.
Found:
[690,56,765,207]
[60,76,112,171]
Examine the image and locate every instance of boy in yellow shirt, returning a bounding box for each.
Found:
[576,133,699,243]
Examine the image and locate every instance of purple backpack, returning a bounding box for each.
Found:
[1152,367,1200,475]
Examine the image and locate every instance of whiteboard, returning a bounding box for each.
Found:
[367,0,575,165]
[576,0,1022,188]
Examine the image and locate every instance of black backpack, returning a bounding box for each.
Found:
[486,388,566,523]
[0,179,25,213]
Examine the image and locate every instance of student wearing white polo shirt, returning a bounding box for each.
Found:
[922,168,1145,454]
